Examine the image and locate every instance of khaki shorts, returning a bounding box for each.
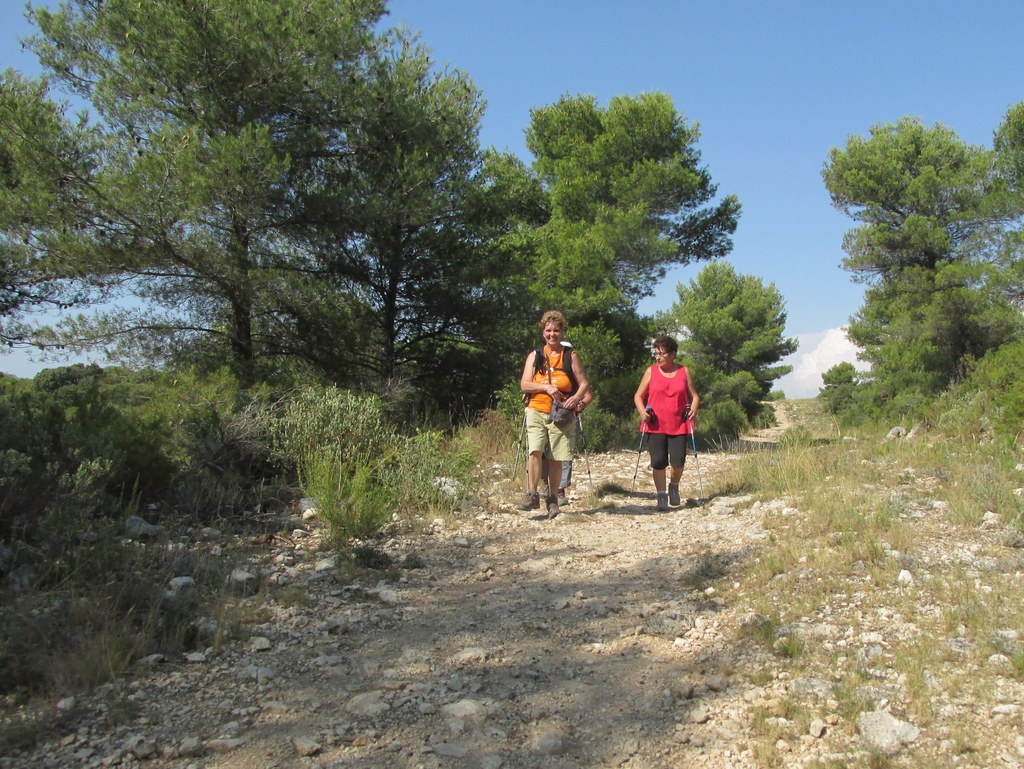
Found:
[525,407,576,462]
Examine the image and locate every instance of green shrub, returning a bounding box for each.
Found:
[299,442,436,544]
[0,366,177,543]
[751,402,778,430]
[575,400,618,452]
[388,430,475,516]
[0,371,311,712]
[494,380,525,426]
[272,387,475,543]
[934,339,1024,440]
[298,449,354,537]
[820,361,858,415]
[699,399,750,444]
[151,368,281,519]
[270,386,395,467]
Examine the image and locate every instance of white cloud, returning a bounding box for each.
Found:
[776,327,867,399]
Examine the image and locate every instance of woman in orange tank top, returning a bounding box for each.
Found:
[515,310,590,519]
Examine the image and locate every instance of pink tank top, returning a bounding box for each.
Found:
[644,364,691,435]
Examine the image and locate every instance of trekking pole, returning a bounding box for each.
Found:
[577,413,595,495]
[687,415,705,507]
[630,412,650,496]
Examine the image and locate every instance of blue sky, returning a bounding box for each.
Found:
[381,0,1024,395]
[3,1,1024,395]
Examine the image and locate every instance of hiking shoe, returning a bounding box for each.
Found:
[516,491,540,511]
[655,493,669,512]
[545,494,561,519]
[556,488,569,506]
[668,483,681,507]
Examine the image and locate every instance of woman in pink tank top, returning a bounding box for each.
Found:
[633,334,700,511]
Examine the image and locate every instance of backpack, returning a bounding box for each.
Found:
[522,346,578,404]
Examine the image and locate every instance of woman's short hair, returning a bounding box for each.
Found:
[652,334,678,355]
[539,310,566,331]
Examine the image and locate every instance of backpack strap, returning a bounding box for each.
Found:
[563,349,578,395]
[533,346,545,376]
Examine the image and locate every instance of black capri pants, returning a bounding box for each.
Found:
[647,433,688,471]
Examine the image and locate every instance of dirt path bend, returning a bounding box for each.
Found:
[9,410,799,769]
[739,399,793,446]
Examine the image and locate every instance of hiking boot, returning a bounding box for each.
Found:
[655,493,669,512]
[516,491,540,511]
[668,483,681,507]
[545,494,561,519]
[556,488,569,506]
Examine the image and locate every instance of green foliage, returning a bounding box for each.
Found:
[12,0,393,382]
[932,338,1024,440]
[570,397,616,453]
[386,429,476,522]
[0,365,177,542]
[4,0,524,412]
[270,386,475,543]
[823,116,1024,416]
[500,93,738,412]
[0,368,488,709]
[820,361,858,415]
[0,72,99,345]
[751,402,778,430]
[273,388,398,542]
[0,363,288,591]
[563,321,621,391]
[308,31,522,404]
[525,93,739,308]
[660,262,796,434]
[298,449,360,539]
[270,387,394,469]
[699,398,749,445]
[675,362,752,443]
[493,380,527,430]
[308,456,392,543]
[8,2,746,417]
[136,368,281,519]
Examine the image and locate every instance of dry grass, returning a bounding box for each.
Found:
[784,398,844,440]
[717,397,1024,743]
[459,408,520,469]
[4,398,1021,764]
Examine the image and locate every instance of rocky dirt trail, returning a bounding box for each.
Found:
[5,402,960,769]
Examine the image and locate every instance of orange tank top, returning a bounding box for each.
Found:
[527,348,573,413]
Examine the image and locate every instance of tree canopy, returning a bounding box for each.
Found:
[660,261,795,434]
[1,3,741,415]
[823,116,1024,413]
[508,93,740,411]
[1,0,519,401]
[524,93,739,317]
